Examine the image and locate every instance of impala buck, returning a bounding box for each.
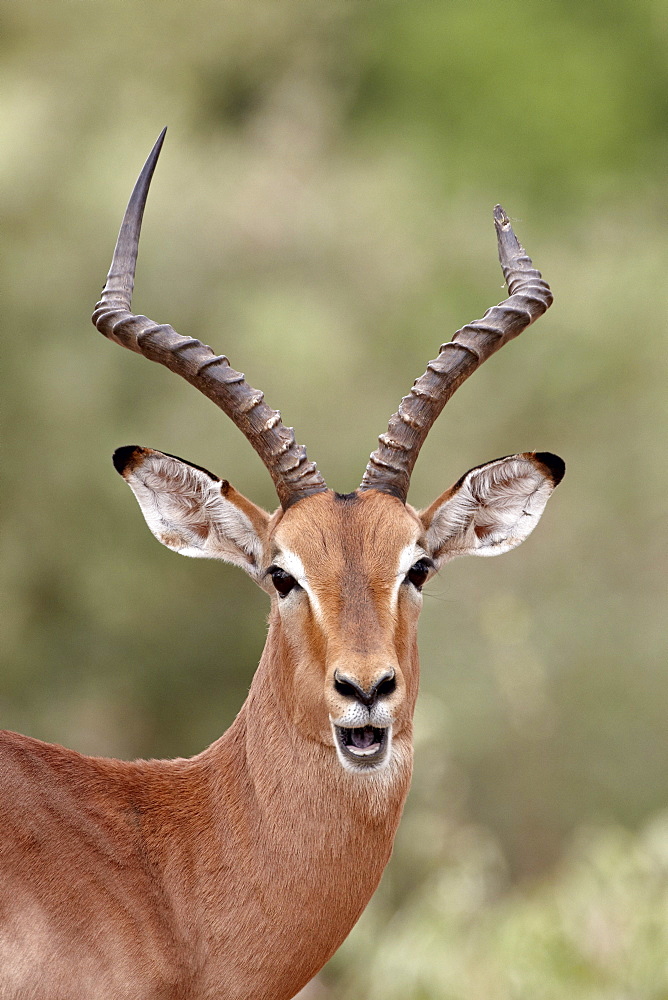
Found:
[0,130,564,999]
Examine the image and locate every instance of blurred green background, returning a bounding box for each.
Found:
[1,1,666,996]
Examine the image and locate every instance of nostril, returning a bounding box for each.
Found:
[334,675,360,701]
[333,669,396,706]
[376,673,396,698]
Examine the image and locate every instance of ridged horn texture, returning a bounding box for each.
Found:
[359,206,554,503]
[92,129,328,510]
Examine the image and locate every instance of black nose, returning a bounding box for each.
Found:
[333,669,396,707]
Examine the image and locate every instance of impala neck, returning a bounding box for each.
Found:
[182,612,416,994]
[233,607,415,820]
[200,607,414,918]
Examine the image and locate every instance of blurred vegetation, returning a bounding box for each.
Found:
[0,0,666,995]
[329,813,668,999]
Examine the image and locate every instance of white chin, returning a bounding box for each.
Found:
[332,723,392,772]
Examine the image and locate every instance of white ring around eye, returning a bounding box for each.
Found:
[273,548,323,620]
[391,544,428,609]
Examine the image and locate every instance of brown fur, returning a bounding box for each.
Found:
[1,457,561,997]
[0,491,421,999]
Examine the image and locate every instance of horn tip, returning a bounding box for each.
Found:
[493,204,511,229]
[146,127,168,170]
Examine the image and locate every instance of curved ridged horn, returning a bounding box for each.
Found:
[92,129,328,510]
[359,206,553,502]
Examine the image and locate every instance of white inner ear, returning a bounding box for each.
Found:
[424,455,557,565]
[123,452,265,577]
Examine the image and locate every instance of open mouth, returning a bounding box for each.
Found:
[333,724,391,770]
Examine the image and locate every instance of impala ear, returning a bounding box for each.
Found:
[113,446,271,581]
[419,452,564,567]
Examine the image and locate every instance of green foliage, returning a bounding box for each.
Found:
[1,0,666,993]
[329,814,668,998]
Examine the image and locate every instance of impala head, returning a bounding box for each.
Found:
[93,130,564,775]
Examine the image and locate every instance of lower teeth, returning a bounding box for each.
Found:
[349,744,380,756]
[342,727,384,757]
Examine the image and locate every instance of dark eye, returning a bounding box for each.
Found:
[267,565,298,598]
[405,559,431,591]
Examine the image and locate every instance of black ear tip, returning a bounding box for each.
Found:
[534,451,565,486]
[112,445,144,476]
